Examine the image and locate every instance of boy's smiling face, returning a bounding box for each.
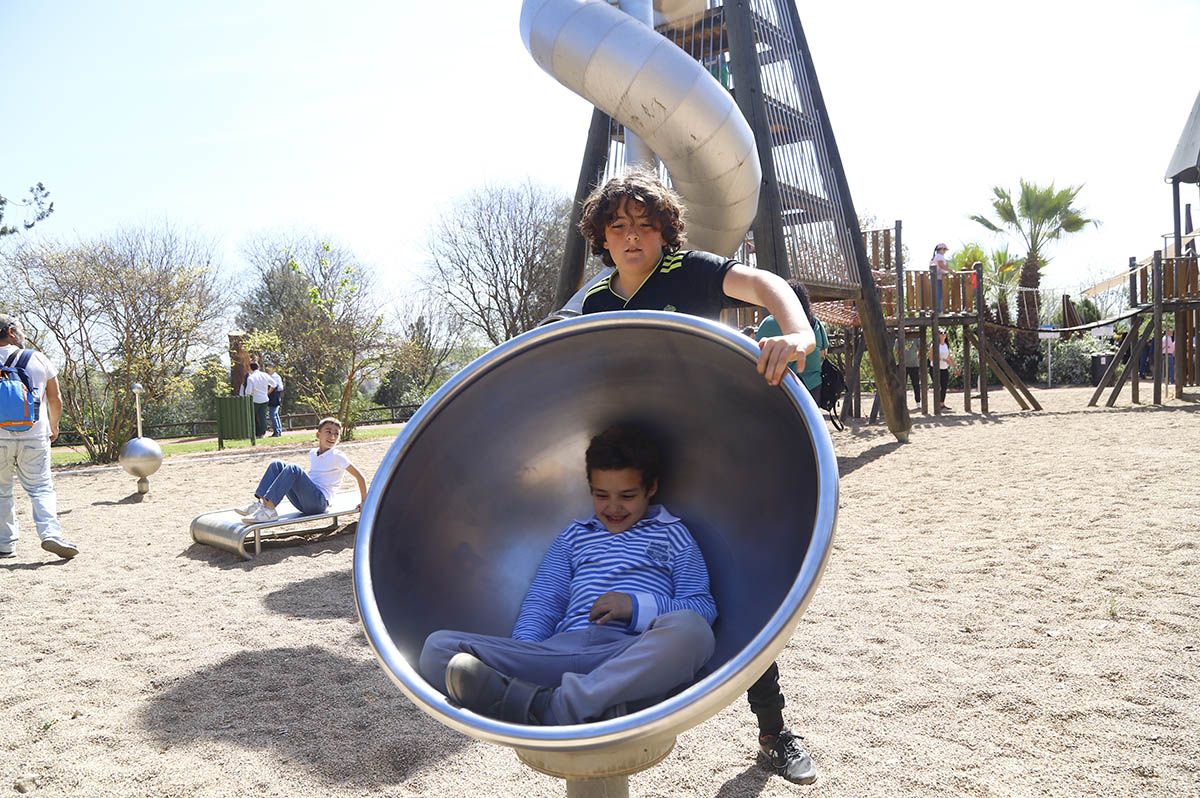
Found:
[602,198,666,277]
[589,467,657,534]
[316,423,341,451]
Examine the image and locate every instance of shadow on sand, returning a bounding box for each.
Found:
[263,569,356,621]
[140,645,468,788]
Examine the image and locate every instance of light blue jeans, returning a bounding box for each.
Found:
[0,438,63,547]
[254,460,328,514]
[269,404,282,437]
[419,610,715,724]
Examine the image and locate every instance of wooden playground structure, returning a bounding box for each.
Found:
[810,224,1041,425]
[1088,252,1199,406]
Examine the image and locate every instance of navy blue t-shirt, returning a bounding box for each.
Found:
[581,250,738,322]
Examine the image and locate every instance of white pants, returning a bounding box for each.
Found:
[0,438,62,546]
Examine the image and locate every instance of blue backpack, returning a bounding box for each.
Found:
[0,350,41,432]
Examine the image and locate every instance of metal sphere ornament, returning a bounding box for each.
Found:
[119,382,163,494]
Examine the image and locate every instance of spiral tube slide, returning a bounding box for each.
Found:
[520,0,761,257]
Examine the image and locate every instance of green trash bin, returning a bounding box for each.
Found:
[216,396,256,450]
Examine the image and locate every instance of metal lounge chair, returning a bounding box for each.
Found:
[191,491,361,560]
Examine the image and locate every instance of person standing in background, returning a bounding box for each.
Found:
[0,315,78,560]
[929,243,950,313]
[265,364,284,437]
[240,361,272,438]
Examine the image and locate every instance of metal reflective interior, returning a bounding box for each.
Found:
[355,312,836,752]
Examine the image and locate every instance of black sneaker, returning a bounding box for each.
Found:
[759,729,817,785]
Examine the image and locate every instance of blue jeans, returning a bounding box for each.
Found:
[254,460,328,514]
[0,438,62,546]
[419,610,714,724]
[269,404,282,437]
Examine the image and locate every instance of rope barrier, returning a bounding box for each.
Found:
[982,306,1144,335]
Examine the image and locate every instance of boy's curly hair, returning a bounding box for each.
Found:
[579,170,687,268]
[585,424,663,489]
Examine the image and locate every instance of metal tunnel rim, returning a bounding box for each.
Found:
[353,310,838,752]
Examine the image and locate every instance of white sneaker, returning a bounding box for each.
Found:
[0,544,14,559]
[41,538,80,559]
[244,505,278,524]
[235,500,262,516]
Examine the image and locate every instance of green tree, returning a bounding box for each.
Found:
[238,236,388,437]
[0,183,53,236]
[970,180,1098,379]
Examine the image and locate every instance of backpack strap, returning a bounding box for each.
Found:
[6,350,35,394]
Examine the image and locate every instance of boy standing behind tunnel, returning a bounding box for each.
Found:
[573,170,819,785]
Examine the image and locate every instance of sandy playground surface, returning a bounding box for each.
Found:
[1,385,1197,797]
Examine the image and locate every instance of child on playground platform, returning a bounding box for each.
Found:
[418,425,717,726]
[576,170,818,785]
[237,417,367,523]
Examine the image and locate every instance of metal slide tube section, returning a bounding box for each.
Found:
[355,312,837,771]
[520,0,761,257]
[616,0,659,171]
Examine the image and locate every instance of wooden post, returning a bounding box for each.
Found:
[1130,315,1141,404]
[1109,319,1154,408]
[1153,252,1163,405]
[975,262,988,414]
[962,322,972,414]
[1175,259,1186,398]
[555,108,612,308]
[930,260,942,415]
[1128,256,1138,307]
[895,220,906,408]
[1088,324,1136,406]
[919,325,929,415]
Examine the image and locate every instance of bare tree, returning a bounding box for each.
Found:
[426,181,571,345]
[2,225,228,462]
[375,294,468,406]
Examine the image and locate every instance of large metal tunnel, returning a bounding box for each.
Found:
[354,312,837,779]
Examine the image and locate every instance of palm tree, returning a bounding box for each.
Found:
[970,180,1098,379]
[985,244,1022,317]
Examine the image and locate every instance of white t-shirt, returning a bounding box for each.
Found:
[0,344,57,440]
[934,342,951,370]
[241,370,273,403]
[269,373,284,392]
[308,447,351,501]
[930,251,949,275]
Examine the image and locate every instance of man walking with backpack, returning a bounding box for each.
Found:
[0,314,77,560]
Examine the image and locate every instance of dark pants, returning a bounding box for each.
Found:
[936,368,949,405]
[746,661,786,735]
[253,401,268,437]
[906,366,920,403]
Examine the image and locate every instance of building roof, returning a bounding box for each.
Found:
[1165,90,1200,184]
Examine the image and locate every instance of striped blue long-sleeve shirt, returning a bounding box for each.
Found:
[511,505,717,642]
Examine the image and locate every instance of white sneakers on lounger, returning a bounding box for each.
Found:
[235,500,261,516]
[242,505,278,524]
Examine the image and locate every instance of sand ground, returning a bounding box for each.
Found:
[1,385,1197,797]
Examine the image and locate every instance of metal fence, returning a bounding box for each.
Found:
[51,404,422,447]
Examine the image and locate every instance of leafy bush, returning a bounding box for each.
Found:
[1037,336,1114,385]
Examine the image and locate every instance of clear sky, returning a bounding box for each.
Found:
[3,0,1198,305]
